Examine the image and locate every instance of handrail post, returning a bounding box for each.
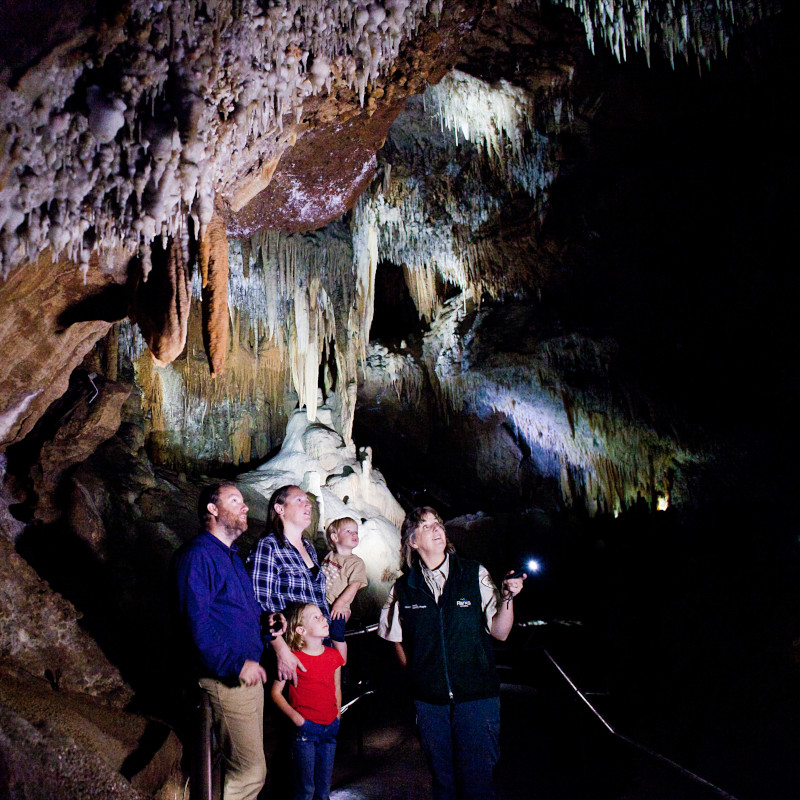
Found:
[190,691,213,800]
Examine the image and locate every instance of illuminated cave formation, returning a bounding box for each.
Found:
[238,406,405,614]
[1,0,796,797]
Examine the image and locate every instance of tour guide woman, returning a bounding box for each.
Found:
[247,484,329,684]
[379,506,525,800]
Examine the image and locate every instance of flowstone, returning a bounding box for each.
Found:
[237,405,405,612]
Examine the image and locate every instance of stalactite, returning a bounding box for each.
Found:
[104,324,119,381]
[353,71,563,322]
[424,70,538,167]
[403,264,441,323]
[224,226,373,443]
[131,235,190,367]
[199,213,230,377]
[414,295,693,514]
[551,0,777,68]
[0,0,444,279]
[363,344,425,405]
[123,219,376,467]
[129,303,292,470]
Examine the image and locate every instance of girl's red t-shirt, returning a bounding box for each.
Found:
[287,646,345,725]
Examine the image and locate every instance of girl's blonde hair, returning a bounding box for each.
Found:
[286,602,317,651]
[325,516,358,550]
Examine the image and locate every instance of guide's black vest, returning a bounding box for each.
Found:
[395,555,499,704]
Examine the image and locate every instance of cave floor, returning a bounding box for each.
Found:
[325,682,720,800]
[255,640,787,800]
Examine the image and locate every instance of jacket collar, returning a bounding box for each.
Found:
[202,529,239,555]
[408,553,461,594]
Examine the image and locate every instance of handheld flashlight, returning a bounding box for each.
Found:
[507,559,541,580]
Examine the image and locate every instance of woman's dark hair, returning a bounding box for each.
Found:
[197,481,238,525]
[267,484,301,544]
[400,506,455,569]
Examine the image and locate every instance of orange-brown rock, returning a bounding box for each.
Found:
[131,237,191,368]
[31,376,130,524]
[0,251,125,453]
[0,665,180,799]
[199,213,230,376]
[222,1,486,236]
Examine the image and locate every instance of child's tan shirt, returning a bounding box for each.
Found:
[322,552,368,609]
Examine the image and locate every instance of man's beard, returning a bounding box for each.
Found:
[220,509,247,538]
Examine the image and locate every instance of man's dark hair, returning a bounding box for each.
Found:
[198,481,238,524]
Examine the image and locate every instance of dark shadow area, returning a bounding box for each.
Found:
[57,284,130,328]
[263,617,797,800]
[120,720,174,782]
[371,261,425,345]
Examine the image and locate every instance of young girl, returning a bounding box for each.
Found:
[271,603,346,800]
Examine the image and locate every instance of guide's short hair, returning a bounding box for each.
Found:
[400,506,455,569]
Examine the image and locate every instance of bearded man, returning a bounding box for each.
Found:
[174,481,267,800]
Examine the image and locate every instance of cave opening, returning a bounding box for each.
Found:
[370,261,425,346]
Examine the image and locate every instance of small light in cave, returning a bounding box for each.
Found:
[657,496,669,512]
[527,558,542,574]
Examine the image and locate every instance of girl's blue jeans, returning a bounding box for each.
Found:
[290,717,340,800]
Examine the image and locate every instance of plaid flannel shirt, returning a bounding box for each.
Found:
[246,532,329,619]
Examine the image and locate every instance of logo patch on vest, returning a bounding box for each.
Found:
[403,603,428,610]
[456,598,472,608]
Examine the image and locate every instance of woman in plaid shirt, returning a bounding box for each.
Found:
[247,484,330,684]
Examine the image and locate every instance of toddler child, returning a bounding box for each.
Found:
[271,603,346,800]
[321,517,368,657]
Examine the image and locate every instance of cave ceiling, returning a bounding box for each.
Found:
[0,0,791,515]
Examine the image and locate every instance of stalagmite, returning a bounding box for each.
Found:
[199,213,230,377]
[240,408,405,612]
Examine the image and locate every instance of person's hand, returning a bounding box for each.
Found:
[268,612,287,637]
[239,659,267,686]
[293,713,306,727]
[277,649,307,686]
[330,599,351,620]
[501,571,526,600]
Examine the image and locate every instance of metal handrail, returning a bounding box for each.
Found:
[541,648,741,800]
[340,689,377,715]
[344,622,380,637]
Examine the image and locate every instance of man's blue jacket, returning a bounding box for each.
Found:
[174,531,263,680]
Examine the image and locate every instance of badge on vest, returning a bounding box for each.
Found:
[403,603,428,610]
[456,598,472,608]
